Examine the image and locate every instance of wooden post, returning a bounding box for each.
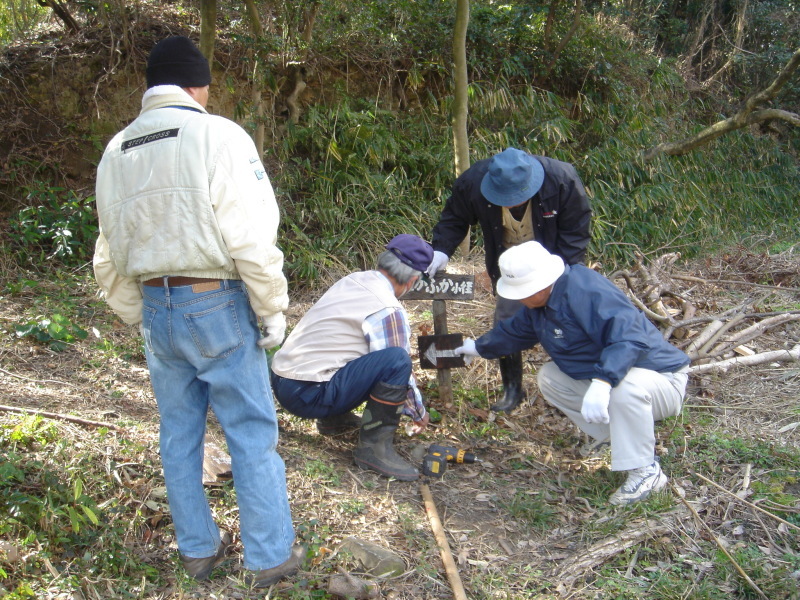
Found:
[432,299,453,405]
[403,274,474,407]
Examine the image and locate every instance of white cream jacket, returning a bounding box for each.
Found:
[93,87,288,324]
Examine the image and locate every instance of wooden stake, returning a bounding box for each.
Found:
[420,484,468,600]
[433,299,453,404]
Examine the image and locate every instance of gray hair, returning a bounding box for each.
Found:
[377,250,421,285]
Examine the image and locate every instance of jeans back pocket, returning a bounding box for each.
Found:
[184,299,243,359]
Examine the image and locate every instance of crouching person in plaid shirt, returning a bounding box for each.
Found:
[271,235,432,481]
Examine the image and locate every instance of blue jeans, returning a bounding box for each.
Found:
[271,347,410,418]
[141,279,294,570]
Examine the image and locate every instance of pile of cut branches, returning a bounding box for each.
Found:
[610,247,800,375]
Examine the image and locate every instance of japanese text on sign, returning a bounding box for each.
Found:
[403,274,475,300]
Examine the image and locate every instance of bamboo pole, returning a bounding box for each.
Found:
[420,484,468,600]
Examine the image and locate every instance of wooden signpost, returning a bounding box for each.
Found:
[404,274,475,404]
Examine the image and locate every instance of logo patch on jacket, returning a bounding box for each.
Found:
[543,210,558,218]
[249,156,266,179]
[122,128,180,151]
[553,328,564,338]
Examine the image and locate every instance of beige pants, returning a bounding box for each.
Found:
[537,361,688,471]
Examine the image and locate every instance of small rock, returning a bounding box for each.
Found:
[327,573,379,599]
[339,537,406,577]
[0,541,20,562]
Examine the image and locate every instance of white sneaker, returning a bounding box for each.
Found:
[609,461,668,505]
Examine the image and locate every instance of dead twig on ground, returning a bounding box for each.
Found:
[0,404,120,430]
[0,366,78,388]
[693,471,800,534]
[672,273,800,293]
[672,482,769,600]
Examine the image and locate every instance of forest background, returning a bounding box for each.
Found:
[0,1,799,599]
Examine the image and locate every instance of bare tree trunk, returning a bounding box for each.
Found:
[244,0,263,37]
[681,3,713,71]
[452,0,470,179]
[244,0,265,157]
[543,0,559,52]
[286,1,319,125]
[199,0,217,64]
[704,0,748,86]
[36,0,79,33]
[545,0,582,76]
[452,0,471,258]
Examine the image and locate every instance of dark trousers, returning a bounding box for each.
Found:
[271,347,411,419]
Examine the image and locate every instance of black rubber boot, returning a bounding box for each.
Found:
[490,353,527,413]
[353,382,419,481]
[316,411,361,436]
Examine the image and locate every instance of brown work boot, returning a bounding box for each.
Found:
[180,532,232,580]
[316,411,361,435]
[245,543,305,588]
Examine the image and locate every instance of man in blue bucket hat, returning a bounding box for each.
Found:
[428,148,592,414]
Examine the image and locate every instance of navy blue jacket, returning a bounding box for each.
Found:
[475,265,690,386]
[431,155,591,285]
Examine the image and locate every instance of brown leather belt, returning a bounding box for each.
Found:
[142,276,221,287]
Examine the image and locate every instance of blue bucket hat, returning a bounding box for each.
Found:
[480,148,545,207]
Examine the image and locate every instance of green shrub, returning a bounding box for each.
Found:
[8,183,97,267]
[14,313,88,351]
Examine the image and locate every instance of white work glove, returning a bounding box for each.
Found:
[581,379,611,425]
[257,313,287,349]
[426,251,450,278]
[454,338,479,365]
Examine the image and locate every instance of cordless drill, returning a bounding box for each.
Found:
[422,444,480,477]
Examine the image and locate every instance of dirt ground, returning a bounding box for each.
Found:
[1,248,799,599]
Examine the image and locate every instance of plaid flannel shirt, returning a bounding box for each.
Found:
[362,306,426,422]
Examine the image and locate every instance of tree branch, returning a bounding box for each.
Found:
[644,47,800,160]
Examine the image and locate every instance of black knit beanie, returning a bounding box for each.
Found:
[146,36,212,89]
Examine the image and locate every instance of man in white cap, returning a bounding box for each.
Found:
[428,148,591,413]
[454,241,690,505]
[93,35,301,587]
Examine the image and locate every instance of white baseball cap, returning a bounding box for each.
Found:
[496,241,565,300]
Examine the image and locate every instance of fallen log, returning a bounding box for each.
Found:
[550,511,683,589]
[689,344,800,374]
[707,314,800,358]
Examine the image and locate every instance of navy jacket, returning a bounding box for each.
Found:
[475,265,690,386]
[431,155,591,285]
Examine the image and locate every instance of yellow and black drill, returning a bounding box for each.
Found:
[422,444,480,477]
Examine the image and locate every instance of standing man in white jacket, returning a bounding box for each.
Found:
[93,36,301,588]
